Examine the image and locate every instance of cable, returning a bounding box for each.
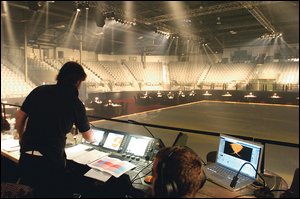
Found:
[199,157,207,166]
[131,169,152,183]
[130,162,153,183]
[230,162,275,198]
[127,119,155,138]
[130,162,153,184]
[269,174,277,190]
[90,123,96,128]
[230,162,265,188]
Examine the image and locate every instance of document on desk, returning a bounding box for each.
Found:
[84,168,112,182]
[65,144,92,160]
[73,149,109,165]
[88,156,136,178]
[1,139,20,152]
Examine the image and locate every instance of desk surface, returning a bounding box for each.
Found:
[1,138,288,198]
[196,171,288,198]
[1,148,19,163]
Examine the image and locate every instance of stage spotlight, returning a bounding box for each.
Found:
[83,1,89,10]
[28,1,42,11]
[95,10,105,27]
[105,11,115,20]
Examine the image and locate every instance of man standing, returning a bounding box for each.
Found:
[16,61,95,197]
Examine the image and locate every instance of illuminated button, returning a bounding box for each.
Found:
[144,175,153,184]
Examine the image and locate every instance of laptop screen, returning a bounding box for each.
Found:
[216,134,263,179]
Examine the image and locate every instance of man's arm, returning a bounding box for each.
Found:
[81,128,95,143]
[15,109,28,141]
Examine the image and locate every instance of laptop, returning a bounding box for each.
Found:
[203,134,264,191]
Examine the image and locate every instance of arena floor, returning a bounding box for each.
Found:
[91,100,299,187]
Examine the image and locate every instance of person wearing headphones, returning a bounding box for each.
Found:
[151,146,206,198]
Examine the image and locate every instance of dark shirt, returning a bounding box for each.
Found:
[20,84,90,166]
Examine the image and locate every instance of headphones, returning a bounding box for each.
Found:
[154,147,178,197]
[154,146,206,198]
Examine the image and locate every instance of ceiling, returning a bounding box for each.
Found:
[2,1,299,55]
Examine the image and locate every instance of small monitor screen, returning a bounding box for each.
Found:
[92,129,105,145]
[126,137,150,156]
[217,135,263,178]
[83,129,105,146]
[103,132,125,151]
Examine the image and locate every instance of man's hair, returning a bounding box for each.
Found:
[56,61,87,86]
[154,146,204,198]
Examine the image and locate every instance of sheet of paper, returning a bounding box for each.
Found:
[1,139,20,152]
[65,144,92,160]
[73,149,109,164]
[88,156,136,178]
[84,169,112,182]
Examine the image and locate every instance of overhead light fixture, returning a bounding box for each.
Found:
[230,30,237,34]
[55,24,65,29]
[28,1,43,11]
[104,11,115,20]
[73,1,89,12]
[260,32,283,39]
[155,29,171,38]
[95,31,104,36]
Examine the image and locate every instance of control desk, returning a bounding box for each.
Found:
[80,126,164,191]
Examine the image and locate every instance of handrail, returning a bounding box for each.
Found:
[1,102,298,148]
[87,115,299,149]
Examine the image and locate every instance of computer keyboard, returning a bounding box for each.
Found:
[208,165,249,183]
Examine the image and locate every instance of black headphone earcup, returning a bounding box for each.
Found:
[155,180,178,197]
[154,162,164,196]
[155,151,178,197]
[165,180,178,197]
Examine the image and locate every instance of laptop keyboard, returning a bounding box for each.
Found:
[207,165,249,183]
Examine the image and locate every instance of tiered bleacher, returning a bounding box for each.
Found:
[169,61,205,86]
[277,62,299,84]
[1,53,299,98]
[203,63,254,84]
[1,63,36,99]
[99,61,136,86]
